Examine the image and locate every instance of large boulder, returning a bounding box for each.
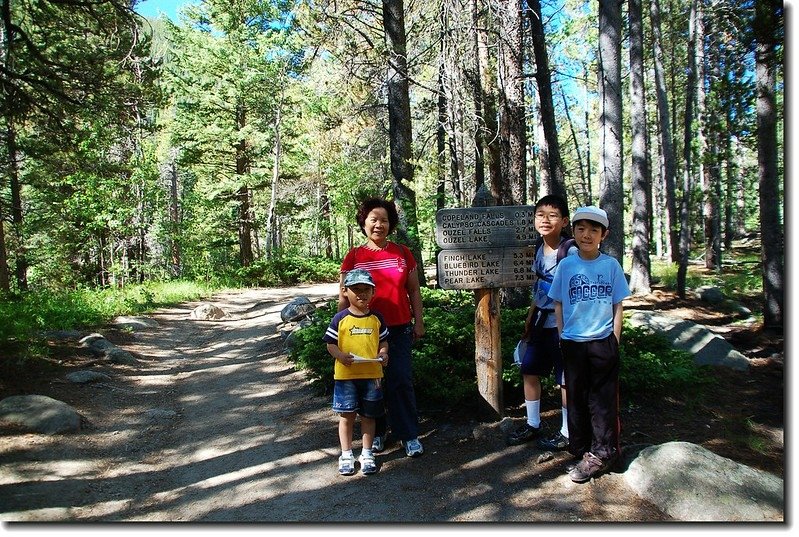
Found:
[624,441,783,521]
[0,395,82,434]
[280,296,317,323]
[627,311,750,371]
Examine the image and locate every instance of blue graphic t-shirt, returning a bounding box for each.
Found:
[547,252,630,341]
[532,241,576,329]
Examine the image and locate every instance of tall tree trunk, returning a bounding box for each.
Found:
[166,152,182,277]
[704,35,723,270]
[437,5,448,213]
[477,4,502,204]
[236,103,254,267]
[628,0,651,294]
[561,89,587,193]
[650,0,679,262]
[598,0,624,262]
[498,0,526,205]
[4,118,27,291]
[695,1,718,271]
[1,0,26,292]
[319,189,333,258]
[755,0,783,331]
[525,0,566,201]
[583,63,593,205]
[0,217,8,293]
[677,0,698,298]
[0,0,9,292]
[266,102,281,255]
[723,118,735,249]
[469,0,486,192]
[382,0,425,280]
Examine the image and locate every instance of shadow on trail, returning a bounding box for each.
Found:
[0,284,666,522]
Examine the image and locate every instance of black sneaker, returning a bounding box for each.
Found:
[506,423,541,446]
[537,431,569,451]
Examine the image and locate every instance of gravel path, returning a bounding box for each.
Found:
[0,283,668,523]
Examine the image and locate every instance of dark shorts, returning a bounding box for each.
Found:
[332,378,385,418]
[520,327,565,385]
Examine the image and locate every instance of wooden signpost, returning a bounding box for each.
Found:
[435,205,538,419]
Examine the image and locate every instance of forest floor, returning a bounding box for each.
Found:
[0,269,786,524]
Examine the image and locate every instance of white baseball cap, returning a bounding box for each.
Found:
[572,206,609,228]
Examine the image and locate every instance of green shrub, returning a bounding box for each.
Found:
[236,249,340,287]
[287,289,714,412]
[619,321,713,394]
[0,280,217,384]
[286,301,338,393]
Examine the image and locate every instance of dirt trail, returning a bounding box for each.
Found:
[0,284,668,522]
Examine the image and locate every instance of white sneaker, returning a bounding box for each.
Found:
[402,438,424,457]
[359,452,377,475]
[372,435,385,453]
[338,453,356,476]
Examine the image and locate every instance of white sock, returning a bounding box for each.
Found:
[525,400,541,428]
[560,406,569,438]
[342,449,353,458]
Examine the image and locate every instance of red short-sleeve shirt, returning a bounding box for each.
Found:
[341,242,417,327]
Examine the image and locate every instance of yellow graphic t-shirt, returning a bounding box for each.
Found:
[323,309,388,380]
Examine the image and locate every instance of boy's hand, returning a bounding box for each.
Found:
[377,353,388,367]
[337,353,354,366]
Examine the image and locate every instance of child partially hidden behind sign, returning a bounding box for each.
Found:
[323,268,389,476]
[506,194,576,451]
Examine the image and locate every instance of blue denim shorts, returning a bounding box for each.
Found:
[332,378,385,418]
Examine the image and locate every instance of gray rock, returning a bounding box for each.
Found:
[66,371,111,383]
[190,303,228,320]
[280,296,317,322]
[78,333,106,346]
[80,334,115,355]
[104,347,137,365]
[0,395,82,434]
[624,441,783,521]
[628,311,750,371]
[112,316,159,330]
[695,285,725,303]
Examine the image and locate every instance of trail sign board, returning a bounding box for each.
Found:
[437,247,537,290]
[435,206,538,249]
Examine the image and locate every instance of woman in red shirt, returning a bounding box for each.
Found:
[338,197,426,458]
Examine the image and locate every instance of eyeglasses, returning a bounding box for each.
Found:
[534,213,562,221]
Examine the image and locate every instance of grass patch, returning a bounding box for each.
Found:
[0,280,220,384]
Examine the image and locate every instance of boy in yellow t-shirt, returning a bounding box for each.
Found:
[323,268,389,475]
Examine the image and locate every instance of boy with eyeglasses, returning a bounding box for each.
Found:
[506,195,576,450]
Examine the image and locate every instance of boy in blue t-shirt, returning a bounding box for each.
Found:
[548,206,630,483]
[506,194,575,451]
[323,268,389,476]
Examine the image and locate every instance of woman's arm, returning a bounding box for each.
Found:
[406,268,425,339]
